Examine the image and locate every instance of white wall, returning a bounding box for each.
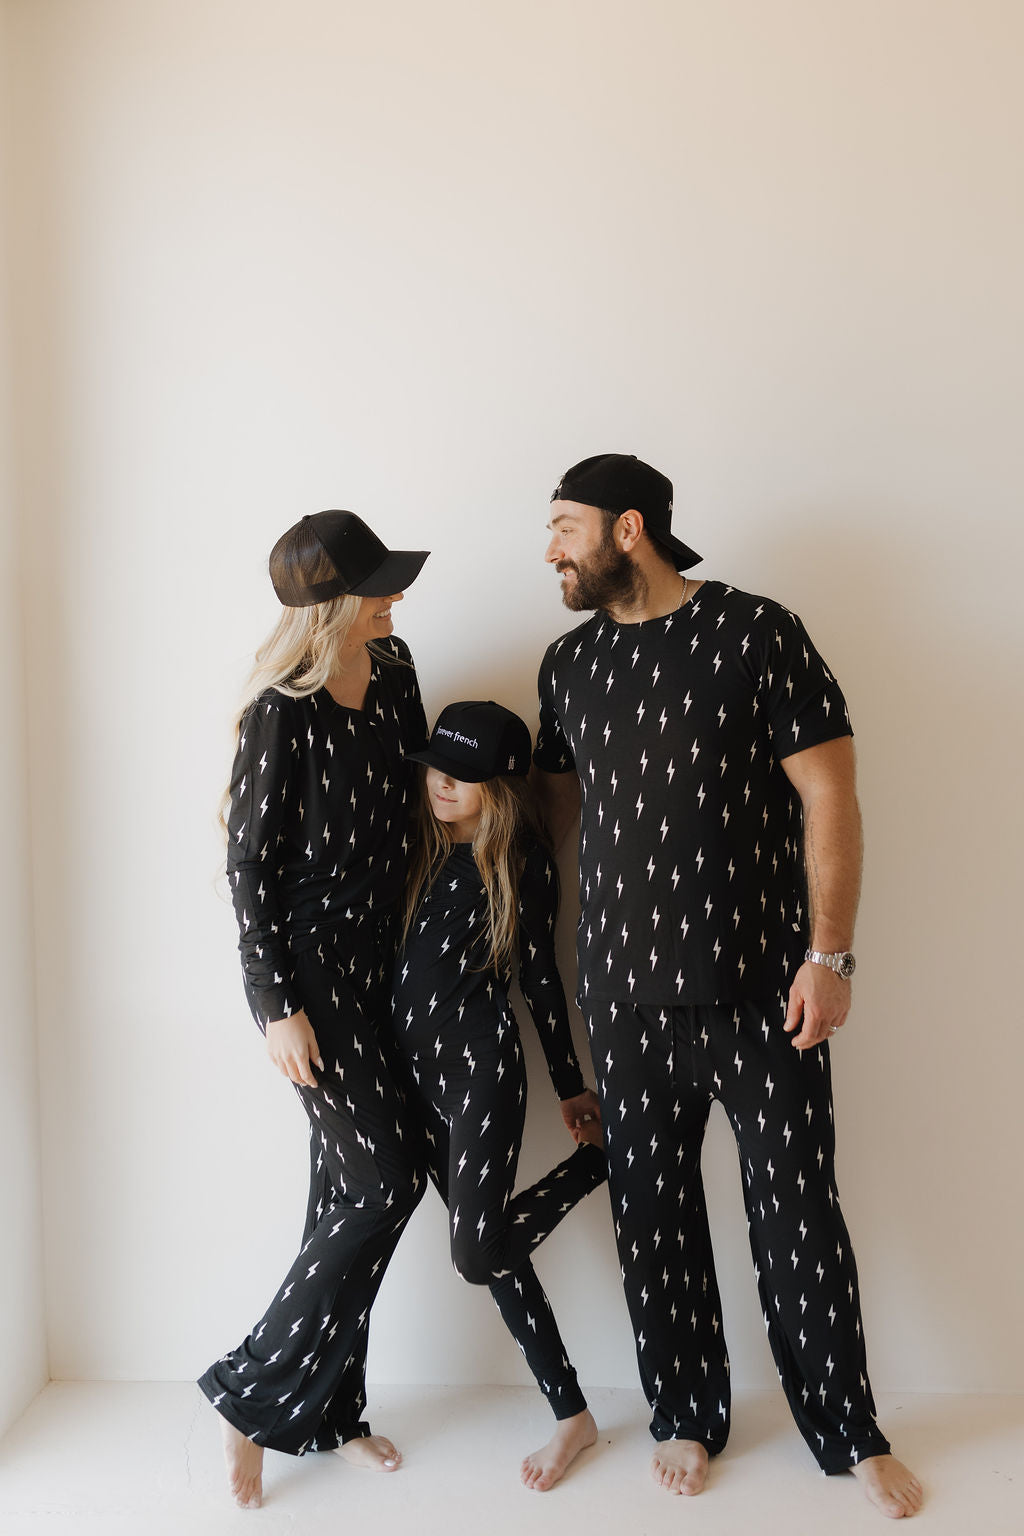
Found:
[6,0,1022,1398]
[0,1,48,1437]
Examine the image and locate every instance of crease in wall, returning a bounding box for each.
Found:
[0,0,50,1438]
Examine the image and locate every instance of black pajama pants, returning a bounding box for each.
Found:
[397,1001,607,1421]
[585,995,891,1473]
[198,916,426,1455]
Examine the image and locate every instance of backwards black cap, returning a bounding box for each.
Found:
[551,454,701,571]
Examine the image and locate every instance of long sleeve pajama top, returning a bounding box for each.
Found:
[393,836,586,1101]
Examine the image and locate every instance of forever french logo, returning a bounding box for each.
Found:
[434,727,479,750]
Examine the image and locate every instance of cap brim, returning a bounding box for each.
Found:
[349,549,430,596]
[654,532,702,571]
[406,748,492,784]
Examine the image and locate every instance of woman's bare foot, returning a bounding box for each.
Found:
[335,1433,402,1471]
[521,1408,598,1491]
[219,1413,264,1509]
[651,1438,709,1496]
[851,1455,923,1518]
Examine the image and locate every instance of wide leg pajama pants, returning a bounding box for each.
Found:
[398,1000,607,1421]
[585,994,890,1472]
[198,915,426,1455]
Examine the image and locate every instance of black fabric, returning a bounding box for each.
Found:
[394,838,585,1101]
[391,838,606,1418]
[198,915,426,1454]
[227,636,427,1025]
[586,996,890,1473]
[199,636,428,1455]
[534,581,852,1007]
[535,579,889,1470]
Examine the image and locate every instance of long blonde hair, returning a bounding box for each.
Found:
[402,773,548,973]
[221,520,376,833]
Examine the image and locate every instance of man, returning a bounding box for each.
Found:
[532,453,922,1518]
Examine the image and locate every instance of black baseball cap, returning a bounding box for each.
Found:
[551,453,701,571]
[270,511,430,607]
[408,701,532,783]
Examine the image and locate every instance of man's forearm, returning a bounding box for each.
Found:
[531,766,581,851]
[781,737,862,950]
[803,785,863,949]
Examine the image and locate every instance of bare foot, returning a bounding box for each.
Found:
[335,1433,403,1471]
[521,1408,598,1491]
[219,1413,264,1509]
[651,1438,709,1496]
[851,1455,923,1519]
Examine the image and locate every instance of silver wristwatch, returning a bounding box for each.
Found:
[805,948,856,979]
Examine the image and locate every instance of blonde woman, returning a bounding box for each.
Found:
[199,512,429,1508]
[393,700,607,1492]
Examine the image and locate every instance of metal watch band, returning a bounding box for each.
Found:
[805,948,856,979]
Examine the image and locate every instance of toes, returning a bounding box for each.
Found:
[370,1435,400,1465]
[233,1478,262,1509]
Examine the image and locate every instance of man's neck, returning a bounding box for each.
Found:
[605,563,697,625]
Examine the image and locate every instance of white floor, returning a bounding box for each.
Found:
[0,1382,1020,1535]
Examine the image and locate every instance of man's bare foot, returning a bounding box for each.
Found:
[219,1413,264,1509]
[651,1438,709,1496]
[335,1433,402,1471]
[521,1408,598,1491]
[851,1455,923,1519]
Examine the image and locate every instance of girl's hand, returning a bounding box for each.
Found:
[560,1088,603,1146]
[266,1010,324,1087]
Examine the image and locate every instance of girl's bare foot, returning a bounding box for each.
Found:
[521,1408,598,1491]
[851,1455,923,1518]
[219,1413,264,1509]
[651,1438,709,1495]
[335,1433,402,1471]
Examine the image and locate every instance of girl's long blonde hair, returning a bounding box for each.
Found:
[402,772,549,974]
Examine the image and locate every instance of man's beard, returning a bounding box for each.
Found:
[558,531,645,612]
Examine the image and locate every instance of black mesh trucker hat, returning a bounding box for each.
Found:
[270,511,429,606]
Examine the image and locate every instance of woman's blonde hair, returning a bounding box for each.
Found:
[221,520,378,832]
[402,772,548,974]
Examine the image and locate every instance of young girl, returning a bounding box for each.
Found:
[393,699,606,1492]
[199,511,430,1508]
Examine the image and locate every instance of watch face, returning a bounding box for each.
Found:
[838,953,856,979]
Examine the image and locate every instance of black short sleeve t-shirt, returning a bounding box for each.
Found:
[226,636,427,1024]
[534,581,852,1007]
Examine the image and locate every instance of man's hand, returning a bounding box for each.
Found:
[560,1087,603,1146]
[783,961,851,1050]
[266,1009,324,1086]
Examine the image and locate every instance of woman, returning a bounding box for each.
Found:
[198,510,429,1509]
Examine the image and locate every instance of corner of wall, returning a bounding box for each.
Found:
[0,0,50,1440]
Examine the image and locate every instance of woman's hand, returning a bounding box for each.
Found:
[560,1088,604,1147]
[265,1010,324,1087]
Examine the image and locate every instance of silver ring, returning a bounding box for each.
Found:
[829,1026,838,1035]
